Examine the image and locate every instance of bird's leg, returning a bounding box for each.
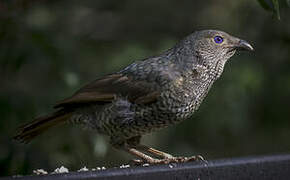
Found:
[136,144,174,159]
[120,136,204,164]
[117,136,164,164]
[123,146,164,164]
[135,144,204,163]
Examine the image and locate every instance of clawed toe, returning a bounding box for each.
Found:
[125,144,205,165]
[129,159,144,166]
[130,155,205,166]
[181,155,205,162]
[164,155,205,163]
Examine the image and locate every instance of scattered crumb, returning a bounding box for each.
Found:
[33,169,48,175]
[78,166,89,172]
[168,164,174,168]
[52,166,69,174]
[120,164,130,168]
[30,162,137,175]
[142,163,150,167]
[94,166,106,170]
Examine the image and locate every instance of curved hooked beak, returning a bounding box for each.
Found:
[235,40,254,51]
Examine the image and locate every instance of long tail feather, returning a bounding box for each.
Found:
[13,110,72,143]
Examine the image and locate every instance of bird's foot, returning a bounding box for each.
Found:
[169,155,205,163]
[130,155,205,165]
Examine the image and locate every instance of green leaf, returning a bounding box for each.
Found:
[272,0,280,20]
[286,0,290,7]
[257,0,281,20]
[257,0,272,10]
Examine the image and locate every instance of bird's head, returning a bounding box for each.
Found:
[183,30,254,78]
[194,30,253,58]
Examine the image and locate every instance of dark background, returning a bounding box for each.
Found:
[0,0,289,176]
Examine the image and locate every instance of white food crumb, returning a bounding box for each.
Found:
[119,164,130,168]
[142,163,150,167]
[53,166,69,174]
[169,164,174,168]
[78,166,89,172]
[97,167,101,170]
[101,166,106,170]
[33,169,48,175]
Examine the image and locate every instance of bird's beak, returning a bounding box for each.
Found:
[235,40,254,51]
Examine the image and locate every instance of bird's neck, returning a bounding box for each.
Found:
[174,57,228,111]
[208,58,227,80]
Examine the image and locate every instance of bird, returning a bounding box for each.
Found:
[14,30,253,164]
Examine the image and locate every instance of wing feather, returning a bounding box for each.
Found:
[54,73,160,108]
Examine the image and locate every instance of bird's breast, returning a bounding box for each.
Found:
[158,68,216,120]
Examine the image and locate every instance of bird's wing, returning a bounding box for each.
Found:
[54,73,160,108]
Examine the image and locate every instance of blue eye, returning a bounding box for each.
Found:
[214,36,223,44]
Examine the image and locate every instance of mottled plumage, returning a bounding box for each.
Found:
[14,30,253,164]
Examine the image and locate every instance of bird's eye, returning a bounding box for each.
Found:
[214,36,223,44]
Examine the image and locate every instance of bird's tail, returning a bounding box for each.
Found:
[13,110,72,143]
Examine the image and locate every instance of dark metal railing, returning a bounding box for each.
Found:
[2,154,290,180]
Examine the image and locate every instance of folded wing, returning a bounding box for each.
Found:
[54,73,160,108]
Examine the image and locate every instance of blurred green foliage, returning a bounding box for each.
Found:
[0,0,290,176]
[257,0,290,19]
